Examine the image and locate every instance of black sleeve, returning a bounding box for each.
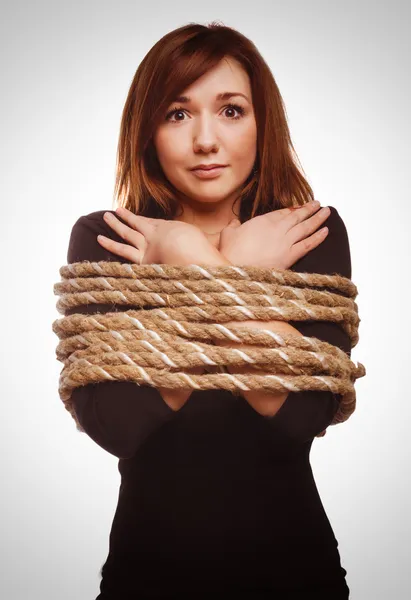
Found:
[64,210,175,459]
[263,205,353,442]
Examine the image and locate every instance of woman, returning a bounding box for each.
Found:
[66,22,352,599]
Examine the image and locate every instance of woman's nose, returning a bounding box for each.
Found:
[192,117,220,150]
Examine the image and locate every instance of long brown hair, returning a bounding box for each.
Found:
[112,21,314,223]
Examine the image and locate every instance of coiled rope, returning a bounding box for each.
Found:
[52,261,366,433]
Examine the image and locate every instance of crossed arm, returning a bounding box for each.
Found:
[167,209,352,439]
[174,247,301,417]
[65,207,350,457]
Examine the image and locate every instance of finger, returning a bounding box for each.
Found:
[287,204,330,244]
[103,212,145,247]
[97,235,142,264]
[270,202,315,223]
[281,200,318,216]
[227,217,241,228]
[115,207,153,238]
[287,226,329,265]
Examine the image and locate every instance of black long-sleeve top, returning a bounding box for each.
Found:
[65,205,352,599]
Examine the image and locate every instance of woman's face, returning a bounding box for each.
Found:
[153,57,257,212]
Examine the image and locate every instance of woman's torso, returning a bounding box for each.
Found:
[96,389,349,598]
[65,206,353,598]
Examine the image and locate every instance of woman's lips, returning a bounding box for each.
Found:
[191,166,226,179]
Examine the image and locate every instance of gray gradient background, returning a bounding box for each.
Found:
[0,1,409,598]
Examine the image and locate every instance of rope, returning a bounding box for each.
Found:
[52,261,366,433]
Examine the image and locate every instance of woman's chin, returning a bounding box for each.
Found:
[181,186,238,205]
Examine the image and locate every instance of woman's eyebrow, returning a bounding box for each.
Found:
[172,92,250,104]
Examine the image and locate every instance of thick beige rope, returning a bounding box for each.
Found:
[52,261,366,433]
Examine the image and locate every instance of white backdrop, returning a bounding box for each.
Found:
[1,1,408,598]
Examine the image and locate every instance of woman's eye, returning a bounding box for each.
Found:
[165,103,246,123]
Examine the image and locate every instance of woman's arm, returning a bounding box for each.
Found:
[211,206,352,441]
[281,205,352,441]
[64,210,176,459]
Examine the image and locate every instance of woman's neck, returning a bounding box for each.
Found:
[173,195,241,246]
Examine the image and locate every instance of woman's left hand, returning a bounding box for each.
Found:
[218,213,329,439]
[217,202,329,269]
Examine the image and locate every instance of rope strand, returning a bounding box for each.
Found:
[53,261,366,433]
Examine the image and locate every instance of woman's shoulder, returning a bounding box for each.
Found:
[70,209,115,232]
[66,209,120,263]
[291,204,352,279]
[326,204,349,238]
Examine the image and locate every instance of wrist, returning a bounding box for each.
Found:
[194,245,233,267]
[170,242,232,267]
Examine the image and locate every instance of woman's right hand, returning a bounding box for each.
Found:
[97,207,218,412]
[98,207,216,266]
[218,200,331,270]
